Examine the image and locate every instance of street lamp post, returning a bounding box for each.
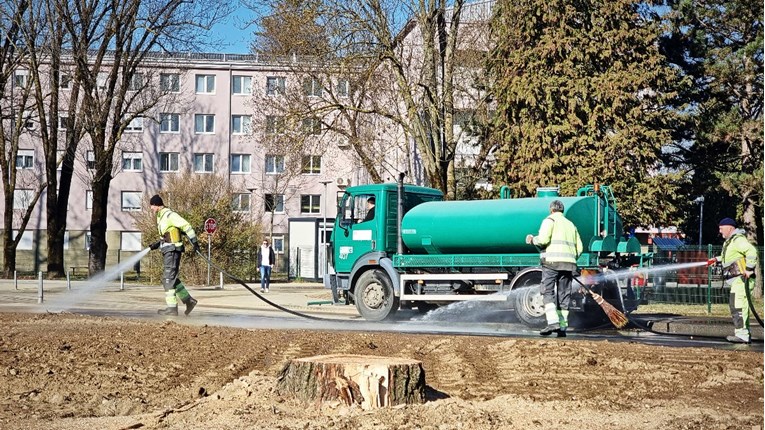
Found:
[319,180,332,277]
[694,196,704,246]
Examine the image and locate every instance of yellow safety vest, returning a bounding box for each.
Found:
[721,231,758,277]
[533,211,583,264]
[156,208,197,247]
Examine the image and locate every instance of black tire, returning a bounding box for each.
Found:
[354,269,399,321]
[511,269,546,328]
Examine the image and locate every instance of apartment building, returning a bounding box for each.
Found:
[5,0,494,279]
[7,53,391,278]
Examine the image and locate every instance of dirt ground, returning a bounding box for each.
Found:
[0,312,762,430]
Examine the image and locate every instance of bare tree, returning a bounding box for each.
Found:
[50,0,230,275]
[247,0,492,197]
[0,0,51,276]
[248,88,329,238]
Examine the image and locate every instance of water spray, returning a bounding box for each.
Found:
[44,248,151,312]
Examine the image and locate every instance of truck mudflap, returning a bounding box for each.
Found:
[323,273,353,305]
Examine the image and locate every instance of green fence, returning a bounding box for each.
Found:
[641,244,764,310]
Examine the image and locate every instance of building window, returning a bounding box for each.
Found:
[232,75,252,95]
[86,150,95,170]
[15,230,34,250]
[121,152,143,172]
[336,78,349,97]
[231,115,251,134]
[97,72,108,89]
[160,113,180,133]
[86,190,93,210]
[58,114,68,131]
[265,194,285,213]
[232,193,251,212]
[124,116,143,132]
[194,153,214,173]
[121,231,143,251]
[195,74,215,94]
[272,235,284,253]
[60,74,71,90]
[303,77,322,97]
[265,115,285,135]
[302,117,321,135]
[160,73,180,92]
[128,73,143,91]
[22,111,34,129]
[13,189,34,210]
[85,231,91,250]
[230,154,251,173]
[300,194,321,214]
[16,149,34,169]
[265,155,285,174]
[14,70,28,87]
[159,152,179,172]
[271,236,284,254]
[301,155,321,174]
[194,114,215,134]
[266,76,285,95]
[121,191,142,211]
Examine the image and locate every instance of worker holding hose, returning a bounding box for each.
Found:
[148,194,200,316]
[708,218,758,344]
[526,200,583,337]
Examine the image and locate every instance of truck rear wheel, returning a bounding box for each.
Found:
[355,269,399,321]
[511,268,546,328]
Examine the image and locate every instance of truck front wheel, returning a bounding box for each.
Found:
[511,268,546,328]
[355,269,399,321]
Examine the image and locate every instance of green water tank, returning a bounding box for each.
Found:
[400,195,615,254]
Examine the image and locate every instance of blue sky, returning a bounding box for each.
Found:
[204,5,258,54]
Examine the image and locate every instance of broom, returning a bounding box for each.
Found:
[571,276,629,329]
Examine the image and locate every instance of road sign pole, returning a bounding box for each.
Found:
[207,234,211,288]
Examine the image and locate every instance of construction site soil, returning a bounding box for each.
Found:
[0,312,762,430]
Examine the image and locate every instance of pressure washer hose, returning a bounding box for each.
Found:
[194,249,340,321]
[744,277,764,327]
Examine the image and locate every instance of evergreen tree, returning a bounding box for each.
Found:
[662,0,763,246]
[486,0,686,227]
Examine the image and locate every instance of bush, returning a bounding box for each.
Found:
[133,171,263,286]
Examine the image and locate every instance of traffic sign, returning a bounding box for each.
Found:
[204,218,217,234]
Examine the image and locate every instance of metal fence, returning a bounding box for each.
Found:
[641,244,764,309]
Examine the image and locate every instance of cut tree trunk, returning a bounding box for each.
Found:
[276,354,426,410]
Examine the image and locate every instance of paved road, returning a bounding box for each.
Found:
[0,278,760,352]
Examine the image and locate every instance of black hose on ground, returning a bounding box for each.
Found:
[744,277,764,327]
[195,249,342,321]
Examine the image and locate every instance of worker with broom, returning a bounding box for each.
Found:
[708,218,758,344]
[526,200,583,337]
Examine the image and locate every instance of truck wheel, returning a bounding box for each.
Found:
[511,268,546,328]
[355,269,399,321]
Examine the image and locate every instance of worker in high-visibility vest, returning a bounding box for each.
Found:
[708,218,758,344]
[148,194,200,316]
[526,200,583,337]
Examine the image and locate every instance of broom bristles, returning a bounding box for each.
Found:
[588,289,629,329]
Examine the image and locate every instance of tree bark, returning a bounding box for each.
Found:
[276,354,425,410]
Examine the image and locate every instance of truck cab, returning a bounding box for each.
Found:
[326,183,442,317]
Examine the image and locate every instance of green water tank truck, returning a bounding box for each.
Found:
[323,174,648,327]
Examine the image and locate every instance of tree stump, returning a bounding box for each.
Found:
[276,354,426,410]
